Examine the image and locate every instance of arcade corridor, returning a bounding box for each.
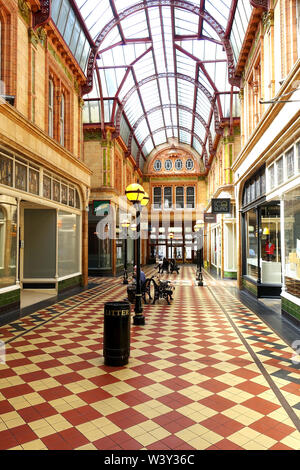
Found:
[0,267,299,450]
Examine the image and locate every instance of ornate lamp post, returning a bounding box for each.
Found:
[125,184,149,325]
[131,223,136,265]
[194,220,204,286]
[121,219,130,284]
[169,232,174,260]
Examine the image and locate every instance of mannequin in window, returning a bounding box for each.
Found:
[265,237,275,261]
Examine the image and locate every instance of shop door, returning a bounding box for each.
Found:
[22,209,56,284]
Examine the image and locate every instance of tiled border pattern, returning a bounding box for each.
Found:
[0,266,299,450]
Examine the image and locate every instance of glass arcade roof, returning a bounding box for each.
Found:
[76,0,252,170]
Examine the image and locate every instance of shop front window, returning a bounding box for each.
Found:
[88,204,112,270]
[58,211,80,277]
[260,204,281,284]
[0,196,17,288]
[284,188,300,297]
[245,209,258,280]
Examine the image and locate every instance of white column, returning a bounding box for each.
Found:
[280,196,285,294]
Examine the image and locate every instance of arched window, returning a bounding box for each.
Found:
[60,93,65,146]
[48,78,54,138]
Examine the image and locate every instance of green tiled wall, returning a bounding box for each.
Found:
[0,288,20,311]
[281,296,300,323]
[58,275,82,293]
[224,271,237,279]
[242,278,258,296]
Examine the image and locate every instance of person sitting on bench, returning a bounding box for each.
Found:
[161,257,169,273]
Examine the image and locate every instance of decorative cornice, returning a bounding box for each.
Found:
[18,0,31,24]
[33,0,51,30]
[262,9,274,31]
[249,0,268,10]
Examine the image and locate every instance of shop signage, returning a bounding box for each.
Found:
[94,200,110,216]
[211,198,231,214]
[204,213,217,223]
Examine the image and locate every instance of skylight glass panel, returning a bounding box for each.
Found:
[192,137,203,157]
[120,116,130,145]
[122,12,148,39]
[163,108,173,127]
[140,82,161,110]
[134,52,155,82]
[100,28,122,53]
[100,69,118,96]
[114,0,141,12]
[179,129,190,144]
[194,118,206,141]
[79,0,105,23]
[131,140,139,161]
[142,141,153,157]
[135,120,150,142]
[174,9,198,35]
[171,108,178,126]
[104,100,113,122]
[166,128,174,138]
[84,2,113,40]
[148,110,165,132]
[158,78,171,106]
[179,110,192,129]
[82,102,90,124]
[176,50,196,76]
[202,22,220,41]
[125,97,144,123]
[118,72,135,101]
[195,96,211,121]
[154,131,167,147]
[205,0,230,30]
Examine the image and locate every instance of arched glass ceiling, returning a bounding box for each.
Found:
[77,0,253,168]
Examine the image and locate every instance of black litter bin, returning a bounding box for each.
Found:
[127,284,136,304]
[103,301,131,366]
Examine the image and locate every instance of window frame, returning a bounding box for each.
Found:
[48,78,54,138]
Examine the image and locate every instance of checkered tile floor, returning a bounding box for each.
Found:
[0,266,299,450]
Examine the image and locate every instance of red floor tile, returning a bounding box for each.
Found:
[0,400,15,414]
[236,380,269,395]
[242,397,281,415]
[107,408,147,428]
[9,424,38,445]
[199,379,230,393]
[18,406,43,423]
[0,430,19,450]
[59,427,89,448]
[1,384,34,399]
[42,433,73,450]
[215,439,244,450]
[34,402,57,418]
[199,395,236,412]
[38,386,72,401]
[78,388,111,404]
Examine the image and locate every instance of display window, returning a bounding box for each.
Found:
[284,187,300,297]
[0,195,17,288]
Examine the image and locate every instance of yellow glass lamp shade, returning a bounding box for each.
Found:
[141,191,150,207]
[131,224,137,231]
[169,233,174,239]
[125,183,145,203]
[194,224,200,232]
[263,227,270,235]
[121,219,130,228]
